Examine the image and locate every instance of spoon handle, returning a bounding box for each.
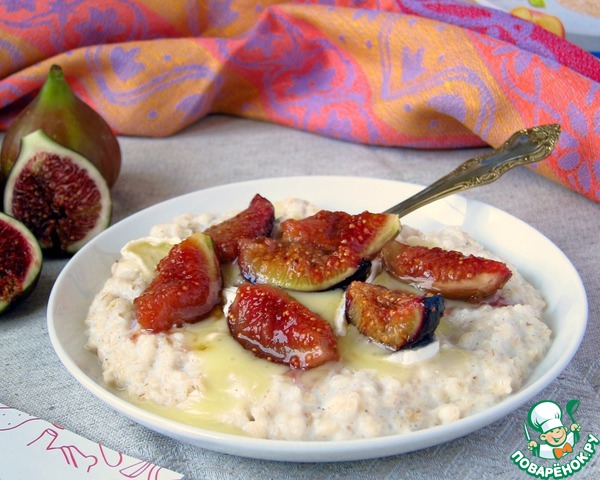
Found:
[385,124,561,217]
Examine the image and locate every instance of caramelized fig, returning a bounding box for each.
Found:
[237,209,398,292]
[382,241,512,301]
[281,210,400,258]
[3,130,111,254]
[345,281,443,351]
[204,194,275,263]
[227,283,339,369]
[0,212,42,315]
[1,64,121,189]
[134,232,222,333]
[237,237,367,292]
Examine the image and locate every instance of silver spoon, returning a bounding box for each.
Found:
[385,124,561,217]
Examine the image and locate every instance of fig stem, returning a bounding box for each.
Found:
[38,65,86,150]
[38,65,77,109]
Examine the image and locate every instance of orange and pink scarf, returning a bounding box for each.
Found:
[1,0,598,201]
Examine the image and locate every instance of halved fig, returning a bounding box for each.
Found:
[0,212,43,314]
[3,130,111,254]
[204,194,275,263]
[133,232,222,333]
[237,237,367,291]
[1,64,121,188]
[381,241,512,301]
[345,281,444,351]
[281,210,400,258]
[227,283,339,369]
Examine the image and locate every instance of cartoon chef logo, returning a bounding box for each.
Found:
[525,400,581,460]
[511,399,598,477]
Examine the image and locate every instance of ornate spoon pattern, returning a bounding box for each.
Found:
[385,124,561,217]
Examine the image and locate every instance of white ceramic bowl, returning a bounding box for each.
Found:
[47,176,588,462]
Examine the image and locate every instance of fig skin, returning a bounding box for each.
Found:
[0,211,43,315]
[345,281,444,351]
[0,64,121,190]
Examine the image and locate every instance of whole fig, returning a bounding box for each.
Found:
[0,64,121,189]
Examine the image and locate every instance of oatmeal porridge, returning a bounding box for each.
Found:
[85,198,551,441]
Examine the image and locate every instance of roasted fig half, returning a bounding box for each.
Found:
[345,281,444,351]
[237,209,398,292]
[281,210,399,258]
[227,283,339,369]
[133,232,222,333]
[237,237,367,291]
[381,241,512,301]
[204,194,275,263]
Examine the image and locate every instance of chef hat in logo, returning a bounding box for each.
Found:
[529,400,564,433]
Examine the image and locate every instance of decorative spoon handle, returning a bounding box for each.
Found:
[385,124,561,217]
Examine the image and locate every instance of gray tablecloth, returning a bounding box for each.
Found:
[1,116,598,479]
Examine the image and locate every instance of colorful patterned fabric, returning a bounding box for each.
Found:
[0,0,598,201]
